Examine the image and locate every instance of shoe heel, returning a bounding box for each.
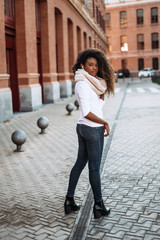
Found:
[65,205,72,214]
[93,209,102,219]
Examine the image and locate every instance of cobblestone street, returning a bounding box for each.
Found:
[0,79,160,240]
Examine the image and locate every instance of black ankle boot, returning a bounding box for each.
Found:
[64,196,80,214]
[93,200,110,219]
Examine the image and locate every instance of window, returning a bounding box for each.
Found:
[96,6,99,23]
[137,34,144,50]
[106,13,111,28]
[92,0,95,17]
[137,9,143,25]
[152,58,159,70]
[4,0,15,27]
[83,0,90,9]
[89,36,92,48]
[107,37,112,52]
[120,35,128,51]
[4,0,15,18]
[120,11,127,27]
[138,59,144,70]
[152,33,159,49]
[35,0,41,31]
[77,26,81,53]
[151,7,158,24]
[84,32,87,49]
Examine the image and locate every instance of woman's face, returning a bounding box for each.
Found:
[82,58,98,77]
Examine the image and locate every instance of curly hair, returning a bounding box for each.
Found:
[72,48,115,95]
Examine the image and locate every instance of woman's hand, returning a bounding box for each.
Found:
[104,122,110,137]
[85,112,110,137]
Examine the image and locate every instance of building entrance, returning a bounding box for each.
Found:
[5,34,19,111]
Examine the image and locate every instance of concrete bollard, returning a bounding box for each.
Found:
[74,100,79,110]
[37,117,49,134]
[11,129,27,152]
[66,103,74,115]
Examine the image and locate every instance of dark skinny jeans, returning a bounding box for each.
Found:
[67,124,104,202]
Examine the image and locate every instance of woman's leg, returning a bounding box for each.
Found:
[86,127,104,202]
[66,125,88,197]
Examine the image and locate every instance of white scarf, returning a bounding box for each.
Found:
[74,69,107,96]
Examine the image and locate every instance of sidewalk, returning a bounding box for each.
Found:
[0,79,160,240]
[75,80,160,240]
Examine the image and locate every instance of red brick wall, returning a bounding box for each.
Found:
[106,1,160,75]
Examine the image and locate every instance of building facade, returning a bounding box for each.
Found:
[105,0,160,75]
[0,0,107,123]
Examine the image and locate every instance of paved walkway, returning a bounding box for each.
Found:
[0,79,160,240]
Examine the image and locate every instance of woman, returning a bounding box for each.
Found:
[64,49,115,219]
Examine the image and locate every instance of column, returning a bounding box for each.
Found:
[15,0,42,111]
[58,15,72,98]
[0,0,12,122]
[40,0,60,103]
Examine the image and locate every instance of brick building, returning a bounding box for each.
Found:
[105,0,160,75]
[0,0,107,123]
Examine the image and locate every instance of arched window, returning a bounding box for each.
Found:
[4,0,15,18]
[55,8,64,75]
[35,0,41,32]
[4,0,15,27]
[68,19,74,73]
[89,36,92,48]
[77,26,81,54]
[92,0,95,18]
[84,32,87,49]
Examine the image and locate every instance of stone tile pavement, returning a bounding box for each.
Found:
[84,80,160,240]
[0,79,160,240]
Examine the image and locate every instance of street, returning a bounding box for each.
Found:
[0,78,160,240]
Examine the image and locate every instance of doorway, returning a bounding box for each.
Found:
[5,34,19,111]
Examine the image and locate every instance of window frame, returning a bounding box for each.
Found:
[106,13,111,28]
[137,9,143,25]
[35,0,41,37]
[151,7,158,24]
[120,11,127,27]
[120,11,127,28]
[107,36,112,52]
[120,35,128,52]
[4,0,15,28]
[137,34,144,50]
[152,33,159,49]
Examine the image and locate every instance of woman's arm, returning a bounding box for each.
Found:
[85,112,110,137]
